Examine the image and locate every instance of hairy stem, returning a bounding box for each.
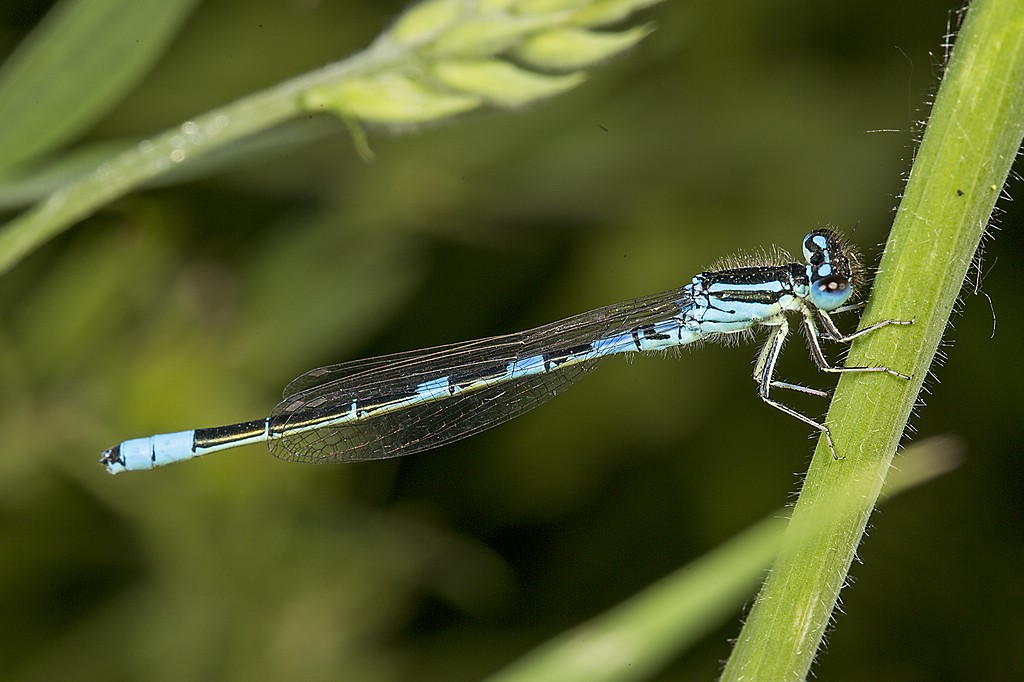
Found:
[722,1,1024,679]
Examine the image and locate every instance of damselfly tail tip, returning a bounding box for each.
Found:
[99,445,126,475]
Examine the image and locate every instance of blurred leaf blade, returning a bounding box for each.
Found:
[0,0,663,274]
[0,119,340,210]
[0,0,200,171]
[486,438,962,682]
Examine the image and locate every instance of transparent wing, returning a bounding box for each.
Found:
[271,360,600,463]
[281,341,482,399]
[268,285,691,463]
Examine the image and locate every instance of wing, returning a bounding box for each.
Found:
[268,285,691,463]
[281,340,487,399]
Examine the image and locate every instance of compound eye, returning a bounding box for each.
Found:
[810,274,852,311]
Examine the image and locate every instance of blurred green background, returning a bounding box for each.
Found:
[1,0,1021,680]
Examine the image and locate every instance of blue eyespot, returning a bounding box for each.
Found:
[802,229,856,310]
[809,274,852,311]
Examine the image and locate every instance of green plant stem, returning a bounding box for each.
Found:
[0,0,660,274]
[721,1,1024,680]
[0,41,406,273]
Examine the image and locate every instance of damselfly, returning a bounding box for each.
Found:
[100,229,910,474]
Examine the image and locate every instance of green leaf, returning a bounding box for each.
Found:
[569,0,664,27]
[487,438,962,682]
[430,60,585,105]
[384,0,462,46]
[0,0,199,171]
[305,73,482,124]
[430,17,550,57]
[516,25,653,70]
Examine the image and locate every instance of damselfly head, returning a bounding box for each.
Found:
[802,229,863,311]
